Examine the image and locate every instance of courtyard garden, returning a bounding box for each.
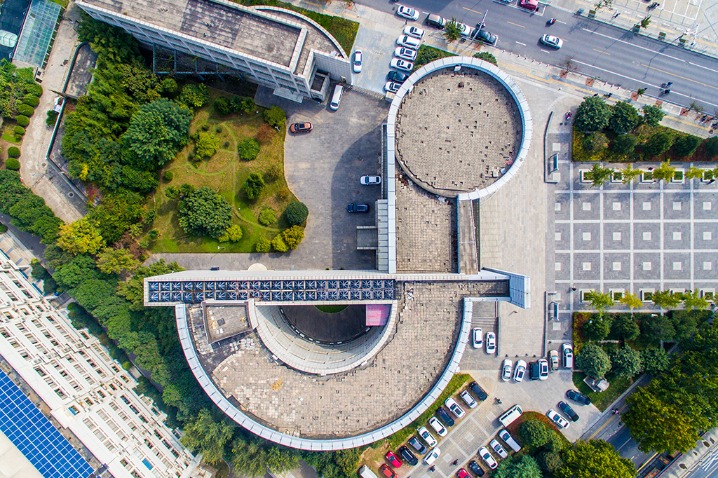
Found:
[0,60,42,171]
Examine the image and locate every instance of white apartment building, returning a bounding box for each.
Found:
[0,259,208,478]
[76,0,352,102]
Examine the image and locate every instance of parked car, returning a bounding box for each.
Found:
[478,447,498,470]
[489,439,508,459]
[385,451,402,468]
[352,50,363,73]
[498,429,522,452]
[485,332,496,354]
[540,34,563,49]
[472,28,498,46]
[396,35,421,49]
[289,122,312,133]
[396,5,419,20]
[384,81,401,93]
[457,469,471,478]
[549,349,559,371]
[408,435,427,454]
[399,446,418,465]
[423,447,441,465]
[538,359,549,380]
[360,175,382,185]
[394,46,417,61]
[425,14,447,28]
[469,381,488,401]
[529,361,540,381]
[390,58,414,72]
[445,397,465,419]
[404,25,425,39]
[566,389,591,405]
[501,359,513,381]
[460,390,478,409]
[387,70,409,83]
[518,0,539,10]
[468,460,485,476]
[347,203,370,213]
[436,406,455,427]
[379,464,396,478]
[472,327,483,348]
[513,359,527,382]
[547,409,570,429]
[562,343,574,368]
[457,22,473,37]
[429,417,448,437]
[558,401,579,422]
[417,426,437,448]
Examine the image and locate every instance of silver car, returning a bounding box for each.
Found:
[513,359,527,382]
[547,409,570,429]
[472,327,483,349]
[390,58,414,72]
[490,439,508,459]
[394,47,417,61]
[478,446,498,470]
[445,397,465,419]
[501,359,513,381]
[417,426,437,447]
[360,175,382,185]
[485,332,496,354]
[460,390,477,409]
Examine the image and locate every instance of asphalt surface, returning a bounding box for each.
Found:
[690,446,718,478]
[360,0,718,111]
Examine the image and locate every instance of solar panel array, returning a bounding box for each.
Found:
[0,370,94,478]
[147,278,396,303]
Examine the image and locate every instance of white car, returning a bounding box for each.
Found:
[352,50,362,73]
[384,81,401,93]
[478,446,498,470]
[403,25,424,39]
[513,359,527,382]
[428,417,447,437]
[396,5,419,20]
[490,439,509,459]
[423,447,441,465]
[394,47,417,61]
[417,426,437,448]
[485,332,496,354]
[547,409,570,429]
[445,397,465,419]
[501,359,513,381]
[540,34,563,49]
[390,58,414,72]
[472,327,483,349]
[549,349,559,371]
[396,35,420,49]
[460,390,477,409]
[457,22,472,37]
[538,358,549,380]
[360,175,382,185]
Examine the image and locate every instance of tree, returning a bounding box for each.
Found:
[122,98,192,170]
[57,218,104,255]
[258,208,276,226]
[641,105,665,126]
[686,165,704,180]
[609,101,640,134]
[213,97,232,115]
[218,224,243,243]
[611,346,642,378]
[652,160,676,182]
[96,247,140,274]
[582,315,612,341]
[670,309,700,343]
[650,290,682,309]
[585,164,613,187]
[272,234,288,252]
[575,96,612,132]
[281,226,304,250]
[180,409,234,465]
[284,201,309,226]
[495,455,542,478]
[682,289,709,311]
[618,291,642,313]
[473,51,497,65]
[231,437,299,476]
[611,314,640,341]
[582,132,609,156]
[263,106,285,128]
[624,388,699,453]
[178,186,232,238]
[611,134,639,156]
[705,136,718,158]
[177,83,209,109]
[643,131,673,157]
[5,158,20,170]
[194,132,220,160]
[255,237,271,253]
[444,19,462,42]
[620,164,643,184]
[585,290,614,315]
[242,173,265,201]
[519,419,552,448]
[640,347,670,375]
[640,313,675,343]
[672,134,701,157]
[238,138,261,161]
[576,343,611,379]
[556,440,635,478]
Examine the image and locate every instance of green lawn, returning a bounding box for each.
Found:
[572,371,634,411]
[315,305,348,313]
[148,96,298,253]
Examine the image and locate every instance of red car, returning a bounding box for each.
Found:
[457,469,471,478]
[385,451,403,468]
[379,464,397,478]
[289,122,312,133]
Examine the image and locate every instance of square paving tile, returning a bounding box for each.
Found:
[603,253,631,281]
[633,193,661,220]
[663,252,691,280]
[633,223,661,250]
[603,222,631,250]
[663,222,692,250]
[573,223,601,250]
[634,252,661,280]
[572,193,601,220]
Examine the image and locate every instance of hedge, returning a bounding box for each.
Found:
[17,104,34,117]
[5,158,20,171]
[7,147,20,158]
[16,115,29,127]
[13,126,25,136]
[23,95,40,107]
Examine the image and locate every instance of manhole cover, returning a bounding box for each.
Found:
[67,192,74,198]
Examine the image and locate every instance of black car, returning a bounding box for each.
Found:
[469,381,488,401]
[387,70,409,83]
[528,361,540,381]
[472,28,498,46]
[399,445,419,465]
[408,435,427,455]
[435,406,455,427]
[558,401,579,422]
[468,460,485,476]
[566,389,591,405]
[346,203,370,213]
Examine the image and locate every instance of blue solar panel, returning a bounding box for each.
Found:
[0,370,94,478]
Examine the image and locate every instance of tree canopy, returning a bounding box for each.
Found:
[608,101,640,134]
[180,409,235,465]
[495,455,542,478]
[574,96,612,132]
[576,343,611,379]
[178,186,233,238]
[56,218,104,255]
[556,440,635,478]
[611,346,642,378]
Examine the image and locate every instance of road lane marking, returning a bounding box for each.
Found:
[592,49,610,56]
[687,61,718,74]
[581,29,687,61]
[507,21,526,28]
[462,6,484,14]
[515,41,526,45]
[639,63,718,90]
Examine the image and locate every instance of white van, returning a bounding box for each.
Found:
[498,428,522,452]
[498,404,523,427]
[329,84,344,111]
[358,465,378,478]
[562,343,574,369]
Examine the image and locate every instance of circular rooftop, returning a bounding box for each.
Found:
[390,57,532,199]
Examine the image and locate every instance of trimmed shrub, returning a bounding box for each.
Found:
[258,208,276,226]
[242,172,265,200]
[519,419,552,448]
[473,51,497,65]
[671,134,701,157]
[282,225,304,249]
[16,115,29,127]
[284,201,308,226]
[23,95,40,107]
[263,106,285,128]
[271,234,288,252]
[0,223,7,233]
[5,158,20,171]
[218,224,243,243]
[163,171,174,182]
[17,104,34,117]
[705,137,718,158]
[194,132,220,160]
[26,83,43,97]
[7,147,21,158]
[13,126,25,136]
[255,237,271,253]
[46,110,58,127]
[643,131,673,157]
[611,134,639,156]
[213,97,232,116]
[238,138,261,161]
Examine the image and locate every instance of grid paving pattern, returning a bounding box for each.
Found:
[0,370,94,478]
[13,0,61,67]
[553,162,718,311]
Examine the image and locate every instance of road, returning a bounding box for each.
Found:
[686,442,718,478]
[359,0,718,111]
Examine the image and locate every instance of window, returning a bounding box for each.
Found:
[55,388,67,399]
[640,289,655,302]
[68,405,79,415]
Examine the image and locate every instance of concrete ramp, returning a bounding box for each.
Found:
[457,199,479,274]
